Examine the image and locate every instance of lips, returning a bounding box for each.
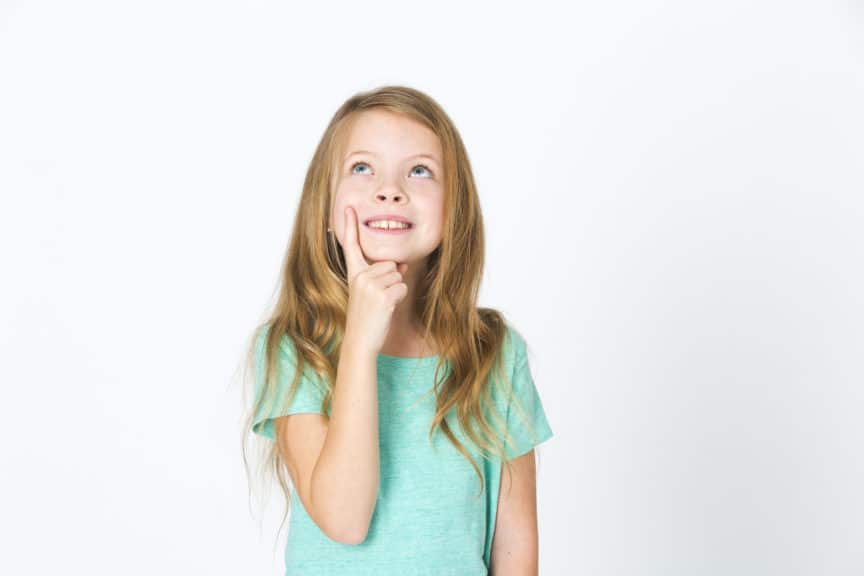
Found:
[363,214,414,228]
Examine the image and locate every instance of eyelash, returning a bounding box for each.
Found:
[350,161,434,178]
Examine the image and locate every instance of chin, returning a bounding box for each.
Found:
[366,249,425,265]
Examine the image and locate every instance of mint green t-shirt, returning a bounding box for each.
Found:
[251,323,553,575]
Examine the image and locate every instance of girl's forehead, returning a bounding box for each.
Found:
[341,110,442,158]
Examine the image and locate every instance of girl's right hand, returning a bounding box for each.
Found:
[341,206,409,356]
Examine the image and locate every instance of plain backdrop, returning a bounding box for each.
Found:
[1,0,862,574]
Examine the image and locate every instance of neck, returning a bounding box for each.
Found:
[380,257,436,355]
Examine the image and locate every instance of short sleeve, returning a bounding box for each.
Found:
[251,328,329,440]
[503,327,554,460]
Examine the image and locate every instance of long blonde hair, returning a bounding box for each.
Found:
[240,84,532,537]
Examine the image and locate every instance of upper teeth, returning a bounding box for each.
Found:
[368,220,410,229]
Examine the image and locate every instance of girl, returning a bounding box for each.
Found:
[242,85,553,575]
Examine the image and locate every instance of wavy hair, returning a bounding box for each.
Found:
[239,84,533,539]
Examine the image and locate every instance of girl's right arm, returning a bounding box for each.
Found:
[308,334,379,544]
[274,206,408,545]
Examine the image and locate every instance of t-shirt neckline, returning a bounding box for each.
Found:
[376,352,441,369]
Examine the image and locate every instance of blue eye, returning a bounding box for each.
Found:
[351,161,371,175]
[411,164,433,178]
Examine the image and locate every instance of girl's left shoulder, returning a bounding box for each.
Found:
[500,319,531,369]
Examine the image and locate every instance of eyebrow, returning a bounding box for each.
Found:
[344,150,440,166]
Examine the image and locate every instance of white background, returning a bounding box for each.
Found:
[1,0,862,574]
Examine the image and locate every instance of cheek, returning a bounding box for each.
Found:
[330,188,360,240]
[431,216,444,240]
[331,187,352,223]
[424,200,445,237]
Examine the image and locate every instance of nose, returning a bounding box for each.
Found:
[374,187,406,203]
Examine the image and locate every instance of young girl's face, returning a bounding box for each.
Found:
[330,109,445,267]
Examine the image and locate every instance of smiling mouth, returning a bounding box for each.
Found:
[364,222,414,230]
[363,224,413,236]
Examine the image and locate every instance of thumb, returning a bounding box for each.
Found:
[397,262,408,275]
